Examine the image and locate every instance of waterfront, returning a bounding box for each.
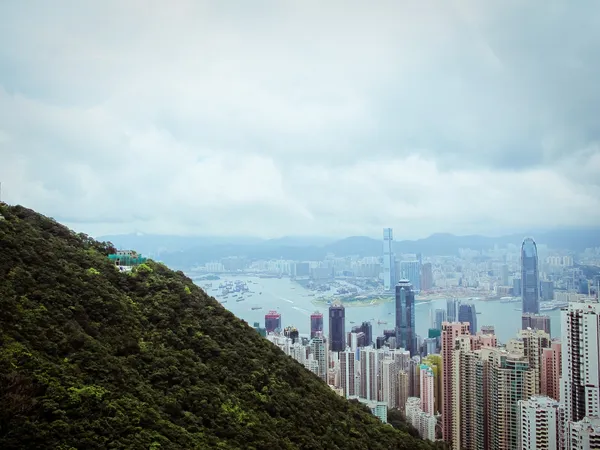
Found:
[197,276,562,344]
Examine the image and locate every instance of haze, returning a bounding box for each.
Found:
[1,0,599,239]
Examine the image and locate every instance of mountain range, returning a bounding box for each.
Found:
[99,228,600,270]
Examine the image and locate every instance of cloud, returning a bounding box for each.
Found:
[1,0,599,239]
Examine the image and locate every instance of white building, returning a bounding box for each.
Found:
[405,397,436,441]
[518,396,564,450]
[560,301,600,427]
[568,416,600,450]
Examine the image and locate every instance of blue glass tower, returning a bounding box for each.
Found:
[521,237,540,314]
[395,280,416,355]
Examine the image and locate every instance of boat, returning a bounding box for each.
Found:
[377,320,387,325]
[251,306,262,311]
[236,298,245,302]
[349,321,355,324]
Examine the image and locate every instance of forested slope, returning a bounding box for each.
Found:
[0,204,440,449]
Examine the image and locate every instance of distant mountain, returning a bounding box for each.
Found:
[98,227,600,270]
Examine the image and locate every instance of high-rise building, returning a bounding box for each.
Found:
[513,278,522,297]
[487,350,536,450]
[329,303,346,353]
[441,321,471,444]
[340,350,356,398]
[383,228,395,291]
[434,309,447,331]
[501,264,509,286]
[359,347,379,401]
[458,303,478,334]
[507,328,550,395]
[420,364,435,415]
[518,396,564,450]
[310,334,328,381]
[560,301,600,427]
[401,261,421,292]
[567,416,600,449]
[522,313,551,335]
[447,298,458,322]
[283,325,300,344]
[541,340,561,401]
[380,359,398,408]
[521,237,540,314]
[421,262,433,291]
[422,354,442,415]
[351,321,372,347]
[541,280,555,301]
[395,280,417,355]
[398,370,410,417]
[265,310,281,333]
[310,311,323,339]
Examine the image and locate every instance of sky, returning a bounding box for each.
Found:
[1,0,600,240]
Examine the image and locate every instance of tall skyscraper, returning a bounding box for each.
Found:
[340,350,356,398]
[521,237,540,314]
[521,313,551,335]
[420,364,435,415]
[447,298,458,322]
[518,396,564,450]
[359,347,379,401]
[383,228,395,291]
[421,262,433,291]
[310,334,328,381]
[560,301,600,427]
[380,359,399,408]
[401,260,421,292]
[541,340,561,401]
[329,303,346,352]
[264,310,281,333]
[487,350,535,450]
[458,303,478,334]
[434,308,447,331]
[395,280,416,355]
[310,311,323,339]
[441,322,470,444]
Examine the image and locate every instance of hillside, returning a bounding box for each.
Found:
[0,204,441,450]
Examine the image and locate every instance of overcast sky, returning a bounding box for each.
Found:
[1,1,599,239]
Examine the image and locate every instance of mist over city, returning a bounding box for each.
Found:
[1,1,600,450]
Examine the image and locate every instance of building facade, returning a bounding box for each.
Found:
[521,237,540,314]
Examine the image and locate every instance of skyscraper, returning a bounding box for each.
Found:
[441,322,470,444]
[541,340,561,401]
[265,310,281,333]
[434,308,447,331]
[401,260,421,292]
[421,262,433,291]
[310,311,323,339]
[328,302,346,352]
[383,228,395,291]
[458,303,477,334]
[521,237,540,314]
[560,301,600,427]
[518,396,564,450]
[395,280,416,355]
[521,313,551,335]
[447,298,458,322]
[420,364,435,415]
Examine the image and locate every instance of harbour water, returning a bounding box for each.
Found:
[198,276,562,344]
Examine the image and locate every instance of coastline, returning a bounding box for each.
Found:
[310,295,436,308]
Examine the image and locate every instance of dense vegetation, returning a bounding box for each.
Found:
[0,204,442,449]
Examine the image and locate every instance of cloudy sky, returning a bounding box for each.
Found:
[1,0,599,239]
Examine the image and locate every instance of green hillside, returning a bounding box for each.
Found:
[0,204,440,449]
